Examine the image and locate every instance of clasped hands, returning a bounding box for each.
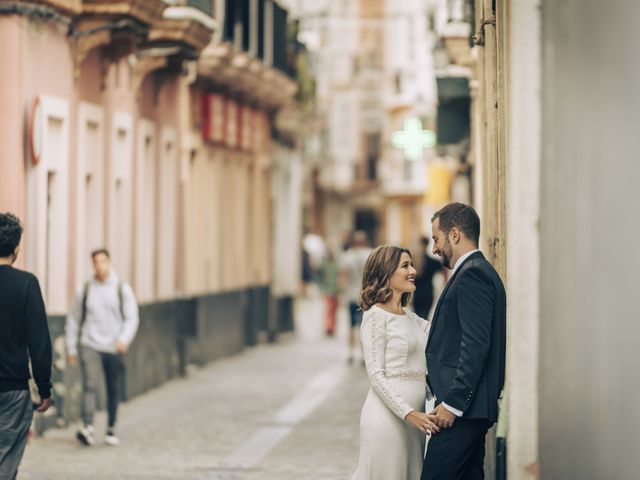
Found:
[406,404,457,435]
[405,411,440,435]
[429,403,457,429]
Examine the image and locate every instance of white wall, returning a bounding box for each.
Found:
[506,0,541,477]
[108,112,134,284]
[76,102,105,283]
[272,144,302,297]
[135,119,157,302]
[156,127,178,299]
[539,1,640,477]
[31,95,70,314]
[384,0,437,110]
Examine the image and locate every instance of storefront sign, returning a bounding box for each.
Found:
[202,93,225,144]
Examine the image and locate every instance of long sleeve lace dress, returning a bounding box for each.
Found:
[351,305,431,480]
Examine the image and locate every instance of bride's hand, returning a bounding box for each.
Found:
[404,411,441,435]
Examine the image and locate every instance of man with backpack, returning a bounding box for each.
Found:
[66,248,139,447]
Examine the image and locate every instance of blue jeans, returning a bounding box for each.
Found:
[80,346,123,429]
[0,390,32,480]
[349,302,363,328]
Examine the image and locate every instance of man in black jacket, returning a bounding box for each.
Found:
[413,236,445,320]
[422,203,506,480]
[0,213,52,479]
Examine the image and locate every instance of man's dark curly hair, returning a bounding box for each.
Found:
[0,213,23,257]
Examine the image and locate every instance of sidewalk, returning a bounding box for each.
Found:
[19,293,369,480]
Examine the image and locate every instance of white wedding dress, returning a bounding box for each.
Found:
[352,304,431,480]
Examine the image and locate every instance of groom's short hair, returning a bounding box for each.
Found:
[432,203,480,245]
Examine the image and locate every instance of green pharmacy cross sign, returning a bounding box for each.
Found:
[391,118,436,161]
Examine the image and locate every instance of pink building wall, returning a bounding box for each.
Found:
[0,15,185,310]
[0,16,74,310]
[0,17,28,268]
[0,11,275,313]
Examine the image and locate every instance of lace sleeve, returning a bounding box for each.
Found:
[360,310,415,420]
[409,309,431,334]
[420,315,431,336]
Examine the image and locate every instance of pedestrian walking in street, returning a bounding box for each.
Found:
[339,231,373,363]
[303,227,327,284]
[301,248,313,297]
[413,236,445,320]
[65,248,139,447]
[351,245,439,480]
[0,213,53,479]
[422,203,506,480]
[317,246,340,336]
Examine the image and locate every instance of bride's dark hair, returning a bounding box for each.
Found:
[359,245,413,311]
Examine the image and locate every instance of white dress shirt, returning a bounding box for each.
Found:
[441,249,480,417]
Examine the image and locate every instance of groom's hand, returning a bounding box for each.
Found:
[430,404,457,428]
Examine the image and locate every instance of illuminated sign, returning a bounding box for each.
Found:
[391,118,436,161]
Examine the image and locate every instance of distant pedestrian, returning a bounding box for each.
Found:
[302,228,327,280]
[339,231,373,363]
[317,247,340,336]
[301,248,313,297]
[0,213,53,479]
[413,236,445,320]
[66,249,139,447]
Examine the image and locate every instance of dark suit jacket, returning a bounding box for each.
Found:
[426,251,506,423]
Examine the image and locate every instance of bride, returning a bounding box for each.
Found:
[351,245,439,480]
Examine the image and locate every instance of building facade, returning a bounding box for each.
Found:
[294,0,441,252]
[0,0,300,427]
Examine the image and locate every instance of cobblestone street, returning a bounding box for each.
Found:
[19,294,368,480]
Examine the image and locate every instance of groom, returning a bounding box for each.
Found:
[421,203,506,480]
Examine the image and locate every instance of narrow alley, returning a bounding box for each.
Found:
[20,295,368,480]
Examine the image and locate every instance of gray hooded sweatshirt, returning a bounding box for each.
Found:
[65,271,139,355]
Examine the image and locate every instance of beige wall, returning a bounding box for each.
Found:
[182,143,272,296]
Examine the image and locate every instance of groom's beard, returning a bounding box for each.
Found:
[440,241,453,269]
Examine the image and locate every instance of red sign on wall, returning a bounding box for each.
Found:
[202,94,269,152]
[202,93,225,144]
